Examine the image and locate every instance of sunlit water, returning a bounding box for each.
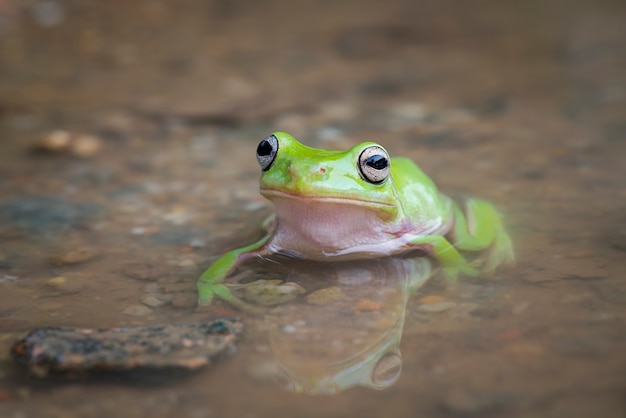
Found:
[1,0,625,417]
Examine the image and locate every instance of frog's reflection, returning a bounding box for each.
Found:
[234,256,432,395]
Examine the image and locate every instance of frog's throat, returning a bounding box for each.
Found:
[260,188,397,209]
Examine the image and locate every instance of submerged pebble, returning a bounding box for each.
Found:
[48,248,98,266]
[237,280,305,306]
[122,304,153,316]
[32,131,102,157]
[306,287,344,305]
[189,238,205,248]
[177,259,196,268]
[46,276,67,287]
[141,295,166,308]
[71,135,102,158]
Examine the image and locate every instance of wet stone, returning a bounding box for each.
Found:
[48,248,98,266]
[122,304,153,316]
[11,317,243,376]
[43,277,84,297]
[141,295,167,308]
[31,131,103,157]
[177,259,197,268]
[306,287,344,305]
[189,238,205,248]
[236,280,306,306]
[33,130,71,152]
[46,276,67,287]
[71,134,102,158]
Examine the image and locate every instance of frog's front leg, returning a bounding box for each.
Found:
[450,198,514,272]
[407,235,478,279]
[197,236,270,307]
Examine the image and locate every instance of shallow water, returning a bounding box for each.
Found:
[1,0,625,416]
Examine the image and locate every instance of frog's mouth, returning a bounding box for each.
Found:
[260,188,397,210]
[260,188,404,258]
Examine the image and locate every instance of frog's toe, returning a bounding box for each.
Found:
[482,236,515,273]
[197,294,214,306]
[197,286,216,306]
[197,283,238,308]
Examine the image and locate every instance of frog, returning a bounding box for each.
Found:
[197,132,514,306]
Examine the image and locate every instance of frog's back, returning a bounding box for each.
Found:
[390,157,451,228]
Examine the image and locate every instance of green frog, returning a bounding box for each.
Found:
[198,132,513,306]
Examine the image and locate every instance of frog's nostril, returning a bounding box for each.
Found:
[319,167,326,174]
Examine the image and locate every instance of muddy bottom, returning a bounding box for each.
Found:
[1,0,625,417]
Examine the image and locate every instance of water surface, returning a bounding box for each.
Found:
[1,0,625,417]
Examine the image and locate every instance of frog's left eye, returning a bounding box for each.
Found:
[256,134,279,171]
[358,145,390,184]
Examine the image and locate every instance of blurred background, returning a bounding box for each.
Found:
[0,0,625,417]
[1,0,623,129]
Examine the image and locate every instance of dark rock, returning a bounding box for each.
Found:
[11,317,243,377]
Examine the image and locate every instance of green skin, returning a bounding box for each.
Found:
[198,132,514,307]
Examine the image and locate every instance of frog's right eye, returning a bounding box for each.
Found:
[256,134,279,171]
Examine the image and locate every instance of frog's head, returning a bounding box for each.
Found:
[256,132,400,220]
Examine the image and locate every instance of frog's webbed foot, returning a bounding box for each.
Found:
[197,236,270,309]
[481,229,515,274]
[198,267,268,314]
[450,198,514,274]
[408,235,478,281]
[197,282,265,314]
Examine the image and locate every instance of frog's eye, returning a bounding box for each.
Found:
[256,134,279,171]
[358,145,390,184]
